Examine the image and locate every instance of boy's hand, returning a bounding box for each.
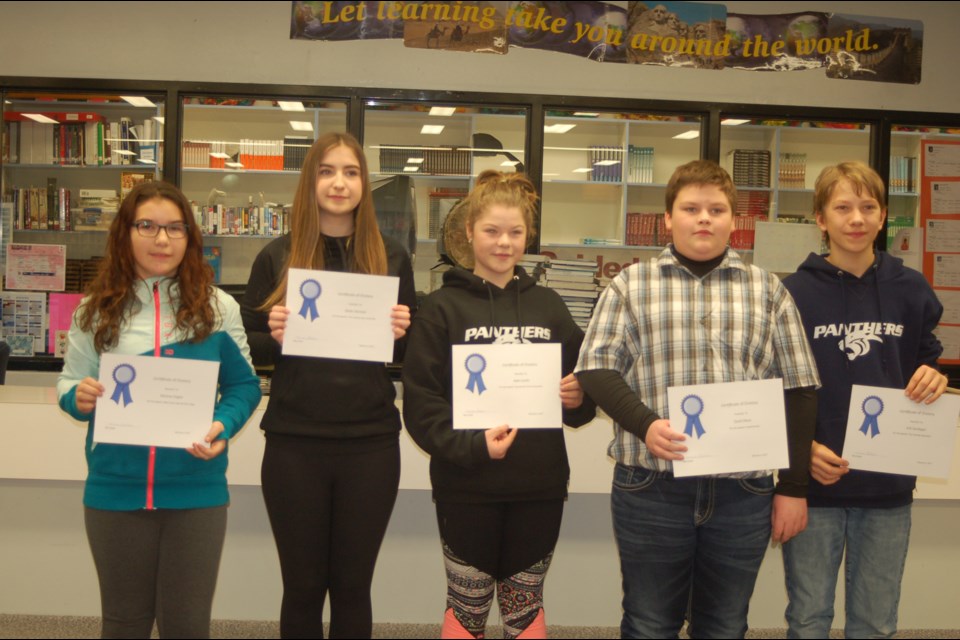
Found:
[771,494,807,544]
[905,365,948,404]
[645,419,687,461]
[810,440,849,486]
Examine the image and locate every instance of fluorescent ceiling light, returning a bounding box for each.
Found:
[22,113,58,124]
[225,162,244,168]
[544,124,576,134]
[403,166,420,172]
[278,101,306,112]
[594,160,620,166]
[210,152,231,159]
[573,168,593,173]
[673,130,700,139]
[721,118,751,126]
[573,112,600,117]
[407,157,425,163]
[137,158,157,165]
[121,96,156,108]
[290,121,314,131]
[429,106,457,116]
[501,160,520,167]
[421,125,445,134]
[113,149,137,156]
[153,116,165,124]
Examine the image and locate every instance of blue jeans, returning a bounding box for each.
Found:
[782,504,911,639]
[611,463,774,639]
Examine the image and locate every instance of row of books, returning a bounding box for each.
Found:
[736,190,771,217]
[531,256,602,331]
[729,213,766,250]
[587,146,623,182]
[778,153,807,189]
[378,144,471,175]
[182,138,310,171]
[191,203,291,236]
[890,155,918,193]
[6,185,120,232]
[627,146,655,183]
[731,149,771,188]
[2,114,159,166]
[625,211,668,247]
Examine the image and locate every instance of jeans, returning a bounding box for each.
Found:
[782,504,911,639]
[611,463,773,639]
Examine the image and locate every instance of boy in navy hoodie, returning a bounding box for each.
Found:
[782,161,947,638]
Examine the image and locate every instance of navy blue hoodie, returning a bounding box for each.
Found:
[783,252,943,508]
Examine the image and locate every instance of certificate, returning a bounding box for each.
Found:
[667,379,789,478]
[282,268,399,362]
[842,385,960,479]
[451,343,562,429]
[94,354,220,449]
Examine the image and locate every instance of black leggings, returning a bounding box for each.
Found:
[261,433,400,639]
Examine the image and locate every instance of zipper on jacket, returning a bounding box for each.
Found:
[146,281,161,510]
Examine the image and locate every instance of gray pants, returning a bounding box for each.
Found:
[84,505,227,639]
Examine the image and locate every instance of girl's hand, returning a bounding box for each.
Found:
[187,421,226,460]
[559,373,584,409]
[75,377,104,415]
[268,306,290,345]
[485,425,517,459]
[905,365,948,404]
[391,304,411,340]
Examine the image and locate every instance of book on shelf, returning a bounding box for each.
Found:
[120,171,154,199]
[625,212,668,247]
[890,156,918,193]
[588,145,622,183]
[778,153,807,189]
[535,257,602,328]
[191,203,291,236]
[284,136,310,171]
[378,144,470,175]
[182,141,212,169]
[628,145,654,183]
[203,246,222,283]
[74,189,120,231]
[731,149,771,188]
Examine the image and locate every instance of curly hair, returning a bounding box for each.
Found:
[445,170,539,268]
[75,181,216,353]
[260,132,387,310]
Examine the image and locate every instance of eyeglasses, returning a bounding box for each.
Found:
[131,220,189,239]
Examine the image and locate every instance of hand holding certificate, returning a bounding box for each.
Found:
[93,354,220,449]
[666,378,789,478]
[282,268,399,362]
[842,385,960,478]
[451,343,562,430]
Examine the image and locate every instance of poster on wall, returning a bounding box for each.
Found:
[289,1,923,84]
[920,140,960,364]
[4,243,67,292]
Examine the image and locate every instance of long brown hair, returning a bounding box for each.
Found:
[75,181,216,352]
[261,132,387,309]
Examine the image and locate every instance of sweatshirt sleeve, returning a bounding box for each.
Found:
[918,284,945,368]
[391,245,418,365]
[57,305,100,421]
[212,294,263,439]
[401,305,489,469]
[241,243,284,368]
[557,307,596,428]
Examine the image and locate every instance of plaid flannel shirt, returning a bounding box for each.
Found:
[576,247,820,476]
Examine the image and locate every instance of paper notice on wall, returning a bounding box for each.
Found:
[932,182,960,215]
[934,325,960,361]
[927,220,960,253]
[924,143,960,177]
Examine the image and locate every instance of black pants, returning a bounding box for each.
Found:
[261,433,400,639]
[84,505,227,639]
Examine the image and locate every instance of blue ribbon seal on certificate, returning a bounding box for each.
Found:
[860,395,884,438]
[110,363,136,407]
[681,394,706,439]
[298,278,322,321]
[465,354,487,395]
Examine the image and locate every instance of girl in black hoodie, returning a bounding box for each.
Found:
[402,171,595,639]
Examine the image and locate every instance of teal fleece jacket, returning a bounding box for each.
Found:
[57,277,262,510]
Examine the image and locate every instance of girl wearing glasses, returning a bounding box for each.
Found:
[241,132,415,639]
[57,181,262,638]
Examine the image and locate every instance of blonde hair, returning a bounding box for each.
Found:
[814,161,887,214]
[262,132,387,309]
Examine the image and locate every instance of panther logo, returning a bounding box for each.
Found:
[839,332,883,361]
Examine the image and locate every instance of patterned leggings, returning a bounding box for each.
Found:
[435,499,563,639]
[444,542,552,638]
